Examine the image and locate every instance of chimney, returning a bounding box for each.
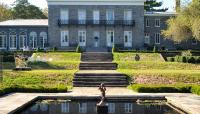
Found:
[176,0,181,12]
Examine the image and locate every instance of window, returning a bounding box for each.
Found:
[60,9,69,24]
[61,31,69,46]
[61,102,69,113]
[0,32,6,49]
[108,103,115,113]
[124,31,132,47]
[19,32,27,49]
[155,19,160,27]
[60,9,68,20]
[125,103,132,113]
[40,32,48,48]
[78,10,86,24]
[155,33,160,44]
[79,103,87,113]
[144,33,150,44]
[9,32,17,49]
[78,30,86,46]
[192,39,197,45]
[29,32,37,49]
[106,10,114,24]
[124,10,132,25]
[93,10,100,24]
[146,18,150,27]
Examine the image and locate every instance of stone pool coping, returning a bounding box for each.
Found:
[0,87,199,114]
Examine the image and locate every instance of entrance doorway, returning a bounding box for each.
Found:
[94,31,99,47]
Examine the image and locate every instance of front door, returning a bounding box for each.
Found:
[78,30,86,46]
[94,31,99,47]
[124,31,132,47]
[107,30,114,47]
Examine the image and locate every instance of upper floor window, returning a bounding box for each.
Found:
[60,9,69,20]
[106,10,114,24]
[144,33,150,44]
[124,10,132,20]
[78,9,86,24]
[124,103,132,113]
[146,18,150,27]
[0,32,6,49]
[155,19,160,27]
[155,33,160,44]
[93,10,100,24]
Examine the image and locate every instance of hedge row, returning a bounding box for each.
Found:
[131,84,200,95]
[167,56,200,63]
[0,84,68,96]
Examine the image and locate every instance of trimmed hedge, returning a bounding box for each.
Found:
[130,84,200,95]
[0,84,68,96]
[167,56,200,64]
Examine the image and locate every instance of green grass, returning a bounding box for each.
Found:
[0,70,76,95]
[3,52,81,70]
[114,52,200,95]
[113,53,164,62]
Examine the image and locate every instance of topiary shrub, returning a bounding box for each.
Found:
[196,57,200,63]
[188,56,196,63]
[191,85,200,95]
[175,56,181,62]
[112,45,118,53]
[76,45,82,53]
[182,56,187,63]
[53,47,58,52]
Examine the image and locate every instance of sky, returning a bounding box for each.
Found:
[0,0,176,12]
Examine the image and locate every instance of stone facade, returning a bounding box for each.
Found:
[48,5,144,50]
[0,25,48,51]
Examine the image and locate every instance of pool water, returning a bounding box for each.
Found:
[17,99,185,114]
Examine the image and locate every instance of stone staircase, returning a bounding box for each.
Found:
[73,52,129,87]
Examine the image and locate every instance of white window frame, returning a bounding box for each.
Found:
[106,30,114,47]
[61,102,69,113]
[106,9,114,24]
[0,32,7,49]
[79,103,87,113]
[144,33,150,44]
[78,9,86,24]
[155,19,160,27]
[124,103,132,113]
[19,32,27,49]
[29,32,37,49]
[61,30,69,47]
[40,32,48,48]
[124,10,132,21]
[146,18,150,27]
[124,31,132,47]
[155,33,160,44]
[78,30,86,46]
[93,10,100,24]
[60,9,69,20]
[108,103,115,113]
[9,32,17,50]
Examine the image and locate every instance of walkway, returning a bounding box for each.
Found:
[0,88,200,114]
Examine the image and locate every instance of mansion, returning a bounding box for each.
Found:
[0,0,199,51]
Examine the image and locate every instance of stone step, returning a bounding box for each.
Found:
[79,67,117,70]
[73,84,127,87]
[73,81,128,87]
[81,52,113,62]
[80,62,117,66]
[74,75,126,78]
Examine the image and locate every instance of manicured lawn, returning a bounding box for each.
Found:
[114,52,200,95]
[0,70,76,95]
[3,52,81,70]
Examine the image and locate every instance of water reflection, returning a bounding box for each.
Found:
[18,100,183,114]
